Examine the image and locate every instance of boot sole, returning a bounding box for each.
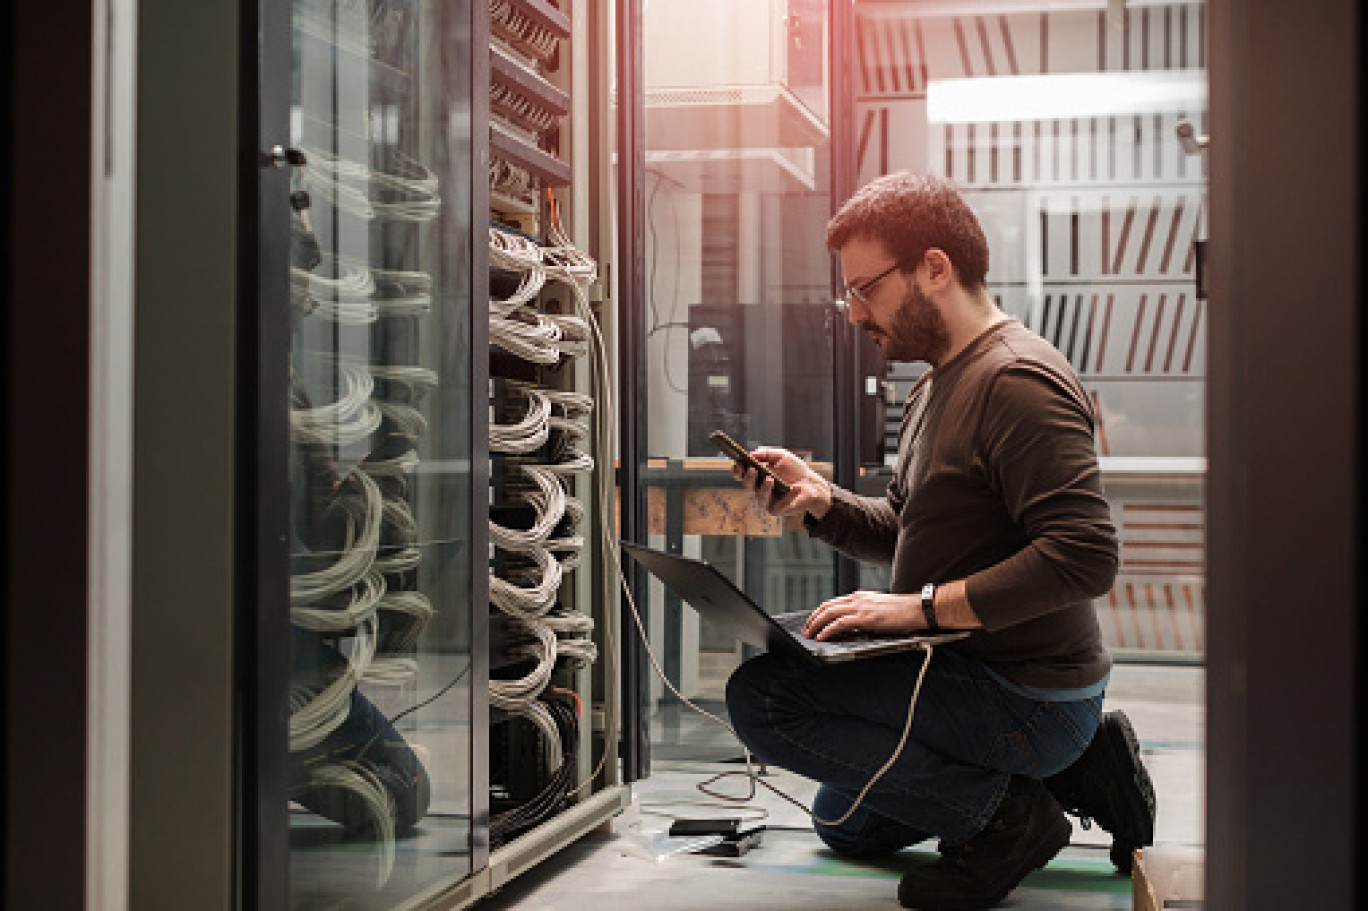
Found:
[1094,711,1157,849]
[901,798,1071,911]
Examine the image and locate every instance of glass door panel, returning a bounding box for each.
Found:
[639,0,838,762]
[285,0,475,903]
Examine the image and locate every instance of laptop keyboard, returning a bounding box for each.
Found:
[772,610,875,653]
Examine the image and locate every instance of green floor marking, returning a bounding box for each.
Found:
[747,852,1131,896]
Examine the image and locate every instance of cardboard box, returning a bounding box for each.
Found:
[1132,845,1205,910]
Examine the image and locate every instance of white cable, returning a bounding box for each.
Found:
[490,311,564,364]
[489,546,562,618]
[291,570,385,632]
[362,657,421,686]
[505,700,564,771]
[490,155,540,207]
[490,0,559,62]
[301,146,440,222]
[360,447,420,481]
[488,464,567,551]
[375,402,428,446]
[376,590,435,652]
[490,80,557,134]
[542,608,596,667]
[372,265,433,318]
[289,615,378,752]
[374,497,421,574]
[490,385,551,454]
[306,760,397,887]
[291,363,383,447]
[290,256,434,322]
[369,364,439,403]
[290,469,384,604]
[490,617,557,709]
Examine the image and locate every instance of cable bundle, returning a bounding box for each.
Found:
[544,608,597,669]
[486,214,600,827]
[490,695,579,846]
[291,364,384,448]
[291,256,378,324]
[301,146,440,223]
[289,470,384,604]
[372,266,433,318]
[490,79,558,137]
[490,384,552,454]
[487,232,563,361]
[290,256,435,324]
[289,615,378,752]
[490,0,560,65]
[304,759,398,886]
[490,155,539,210]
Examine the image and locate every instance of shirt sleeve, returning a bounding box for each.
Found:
[803,479,904,565]
[963,364,1120,631]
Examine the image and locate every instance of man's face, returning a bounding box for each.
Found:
[840,237,950,364]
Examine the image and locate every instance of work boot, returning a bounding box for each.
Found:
[1044,709,1156,874]
[896,775,1070,910]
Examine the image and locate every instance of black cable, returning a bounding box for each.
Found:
[353,660,472,767]
[490,696,580,844]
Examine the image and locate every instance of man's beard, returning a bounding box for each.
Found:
[869,281,951,364]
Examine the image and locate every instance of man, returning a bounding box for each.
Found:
[724,173,1155,910]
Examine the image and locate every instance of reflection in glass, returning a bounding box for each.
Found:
[285,0,474,903]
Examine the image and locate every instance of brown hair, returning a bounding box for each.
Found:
[825,172,990,289]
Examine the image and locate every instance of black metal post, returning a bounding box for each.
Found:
[829,0,861,596]
[241,0,292,903]
[615,0,650,782]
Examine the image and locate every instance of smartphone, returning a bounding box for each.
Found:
[669,817,742,837]
[709,430,792,496]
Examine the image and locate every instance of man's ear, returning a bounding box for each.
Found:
[924,248,954,290]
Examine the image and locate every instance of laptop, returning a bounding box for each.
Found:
[620,541,968,665]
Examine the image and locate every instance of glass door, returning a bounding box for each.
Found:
[635,0,841,763]
[280,0,479,903]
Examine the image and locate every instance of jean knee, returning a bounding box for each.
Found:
[724,654,776,728]
[811,787,869,856]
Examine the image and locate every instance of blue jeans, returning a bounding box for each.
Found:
[725,647,1103,855]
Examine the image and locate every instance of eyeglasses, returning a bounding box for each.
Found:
[840,262,900,306]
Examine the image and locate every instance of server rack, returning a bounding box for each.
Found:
[250,2,628,907]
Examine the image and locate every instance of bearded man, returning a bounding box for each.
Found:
[724,172,1155,911]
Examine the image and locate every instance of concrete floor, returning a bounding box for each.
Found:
[476,663,1203,909]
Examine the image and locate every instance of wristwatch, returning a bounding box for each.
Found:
[920,582,940,631]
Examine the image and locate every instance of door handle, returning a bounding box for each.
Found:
[264,144,307,168]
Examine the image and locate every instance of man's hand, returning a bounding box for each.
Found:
[730,446,833,520]
[802,591,924,641]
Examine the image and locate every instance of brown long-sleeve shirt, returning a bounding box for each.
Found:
[807,319,1118,689]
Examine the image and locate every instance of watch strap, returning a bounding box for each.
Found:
[920,582,940,631]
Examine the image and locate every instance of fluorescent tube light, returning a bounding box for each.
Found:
[927,70,1207,124]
